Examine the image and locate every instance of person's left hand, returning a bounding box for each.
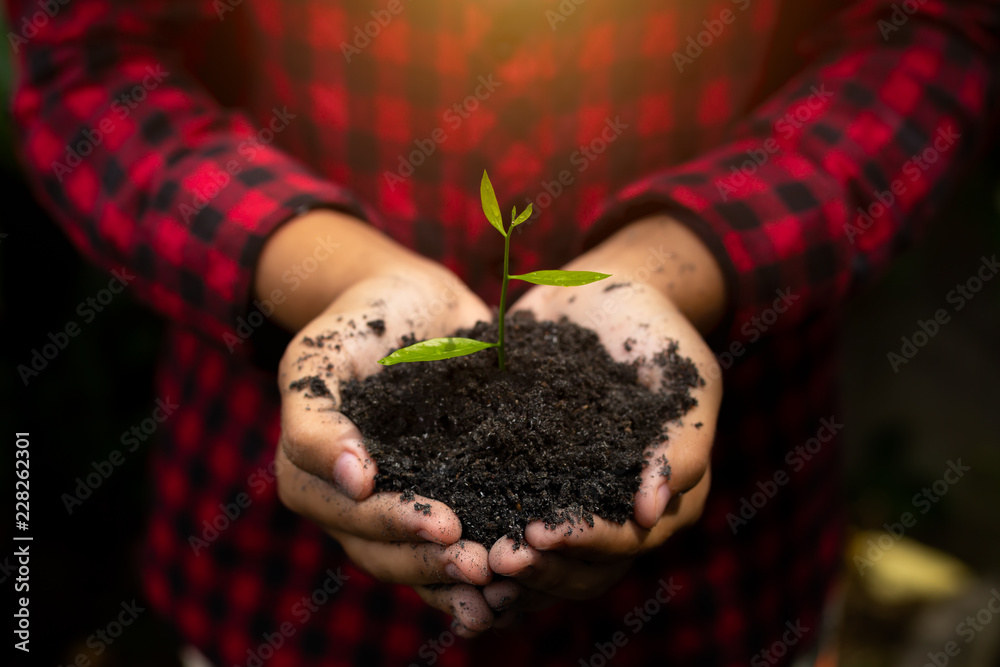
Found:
[483,217,724,619]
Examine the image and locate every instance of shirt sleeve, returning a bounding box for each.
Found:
[4,0,369,341]
[590,0,1000,341]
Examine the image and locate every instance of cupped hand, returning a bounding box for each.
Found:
[487,251,722,613]
[274,256,499,635]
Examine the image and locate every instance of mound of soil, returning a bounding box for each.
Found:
[335,312,701,546]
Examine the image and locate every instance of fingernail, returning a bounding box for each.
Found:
[445,563,474,585]
[525,523,559,551]
[654,483,672,519]
[332,452,364,499]
[417,529,446,546]
[533,536,557,551]
[450,619,467,634]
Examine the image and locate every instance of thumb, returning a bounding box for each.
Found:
[633,412,714,529]
[279,385,377,501]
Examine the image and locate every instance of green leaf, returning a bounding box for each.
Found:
[480,170,505,236]
[509,270,612,287]
[378,337,496,365]
[512,203,533,228]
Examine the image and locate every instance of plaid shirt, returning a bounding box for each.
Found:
[8,0,1000,664]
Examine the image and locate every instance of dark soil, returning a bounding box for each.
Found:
[331,312,702,546]
[289,375,332,398]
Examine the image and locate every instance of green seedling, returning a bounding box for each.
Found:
[379,170,611,371]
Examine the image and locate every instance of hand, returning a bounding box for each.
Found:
[487,216,725,616]
[264,212,499,635]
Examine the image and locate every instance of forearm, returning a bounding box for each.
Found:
[568,216,728,335]
[6,0,368,340]
[588,0,999,343]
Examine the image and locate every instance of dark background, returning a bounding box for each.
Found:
[2,16,999,667]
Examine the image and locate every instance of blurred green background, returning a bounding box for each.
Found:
[1,12,998,667]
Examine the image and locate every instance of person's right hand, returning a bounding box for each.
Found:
[261,211,498,636]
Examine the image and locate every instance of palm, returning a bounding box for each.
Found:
[478,279,721,610]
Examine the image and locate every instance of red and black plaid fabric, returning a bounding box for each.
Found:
[7,0,1000,664]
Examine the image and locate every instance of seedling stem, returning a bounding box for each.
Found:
[377,170,611,369]
[497,223,512,371]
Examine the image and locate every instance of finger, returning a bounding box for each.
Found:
[523,516,645,561]
[483,579,560,615]
[488,538,631,600]
[523,470,711,559]
[412,585,494,637]
[486,537,539,577]
[634,411,715,529]
[333,535,490,586]
[482,578,521,611]
[275,447,463,544]
[442,539,492,586]
[277,391,375,500]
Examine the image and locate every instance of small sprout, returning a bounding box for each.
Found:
[480,173,505,235]
[508,270,611,287]
[378,337,496,366]
[378,170,611,370]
